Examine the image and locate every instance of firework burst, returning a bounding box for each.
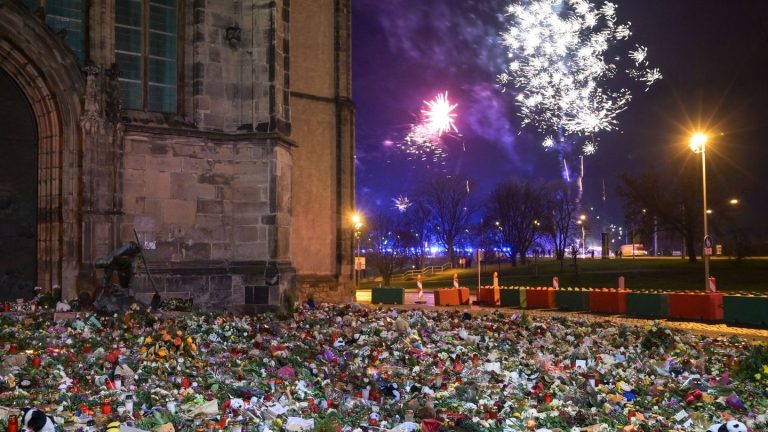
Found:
[422,91,459,136]
[397,91,460,166]
[499,0,661,155]
[393,195,413,212]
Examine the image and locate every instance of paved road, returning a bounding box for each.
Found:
[355,289,768,342]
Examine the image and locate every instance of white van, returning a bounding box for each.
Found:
[620,244,647,256]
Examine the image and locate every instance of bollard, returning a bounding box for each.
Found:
[552,276,559,290]
[618,276,625,290]
[708,276,717,293]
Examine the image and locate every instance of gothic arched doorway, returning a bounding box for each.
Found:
[0,67,37,299]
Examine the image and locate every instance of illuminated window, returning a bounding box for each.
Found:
[23,0,86,63]
[115,0,177,112]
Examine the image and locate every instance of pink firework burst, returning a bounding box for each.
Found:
[421,91,458,136]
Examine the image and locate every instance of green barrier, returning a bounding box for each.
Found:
[500,287,523,307]
[556,289,590,311]
[724,295,768,327]
[371,287,405,305]
[626,292,669,318]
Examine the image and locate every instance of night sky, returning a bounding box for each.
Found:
[352,0,768,235]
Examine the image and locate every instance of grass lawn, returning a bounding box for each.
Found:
[360,257,768,292]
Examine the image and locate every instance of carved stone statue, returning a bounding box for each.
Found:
[95,241,142,289]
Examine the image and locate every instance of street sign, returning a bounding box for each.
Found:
[354,257,366,270]
[704,247,713,256]
[703,235,713,248]
[716,244,723,255]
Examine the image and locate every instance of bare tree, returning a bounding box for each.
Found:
[617,171,699,263]
[403,201,432,270]
[366,210,410,286]
[543,182,578,269]
[421,176,475,266]
[486,180,547,266]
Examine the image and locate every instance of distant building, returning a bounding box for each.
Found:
[0,0,355,309]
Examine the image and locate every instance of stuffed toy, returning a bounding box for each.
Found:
[368,411,381,426]
[707,420,748,432]
[22,408,55,432]
[222,397,249,419]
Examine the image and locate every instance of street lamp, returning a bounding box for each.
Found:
[689,132,711,291]
[351,213,364,289]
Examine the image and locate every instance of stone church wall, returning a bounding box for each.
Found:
[0,0,352,308]
[118,130,292,310]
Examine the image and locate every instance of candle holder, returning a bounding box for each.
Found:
[7,415,18,432]
[102,400,112,415]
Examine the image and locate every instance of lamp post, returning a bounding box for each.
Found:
[351,213,363,290]
[689,132,710,291]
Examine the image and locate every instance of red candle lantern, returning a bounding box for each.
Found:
[83,343,92,354]
[33,356,41,368]
[102,401,112,415]
[9,344,17,354]
[7,415,18,432]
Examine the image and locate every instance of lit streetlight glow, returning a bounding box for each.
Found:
[689,132,708,154]
[351,212,364,289]
[689,132,711,291]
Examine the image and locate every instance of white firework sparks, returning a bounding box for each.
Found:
[393,195,413,212]
[582,140,597,155]
[422,92,459,136]
[400,124,447,163]
[499,0,661,155]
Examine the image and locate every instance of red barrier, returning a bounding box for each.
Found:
[525,287,556,309]
[589,289,629,314]
[668,292,724,321]
[434,288,461,306]
[477,286,500,305]
[458,287,470,305]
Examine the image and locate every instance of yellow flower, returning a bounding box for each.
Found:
[144,336,153,344]
[755,374,762,380]
[762,365,768,374]
[157,347,168,357]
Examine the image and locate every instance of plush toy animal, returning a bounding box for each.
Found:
[22,408,55,432]
[707,420,748,432]
[222,397,248,415]
[384,383,401,401]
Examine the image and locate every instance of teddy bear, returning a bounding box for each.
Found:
[707,420,748,432]
[22,408,56,432]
